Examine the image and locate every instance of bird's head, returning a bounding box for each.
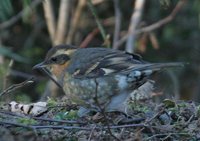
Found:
[33,44,76,78]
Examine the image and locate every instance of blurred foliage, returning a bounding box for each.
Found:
[54,110,78,120]
[0,0,199,103]
[47,97,57,107]
[0,0,14,22]
[0,45,29,63]
[17,117,38,125]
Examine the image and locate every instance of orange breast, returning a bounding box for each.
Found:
[52,62,69,78]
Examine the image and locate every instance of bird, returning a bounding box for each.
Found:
[33,44,183,115]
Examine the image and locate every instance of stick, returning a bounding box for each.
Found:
[0,77,34,97]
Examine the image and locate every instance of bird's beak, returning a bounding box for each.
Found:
[32,62,47,70]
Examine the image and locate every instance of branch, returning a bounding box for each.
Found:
[3,60,13,90]
[136,0,186,34]
[116,0,187,49]
[87,0,108,46]
[0,77,34,97]
[66,0,87,44]
[80,17,115,48]
[94,79,120,141]
[112,0,121,49]
[0,120,147,131]
[125,0,145,53]
[54,0,70,45]
[146,133,190,140]
[0,110,85,124]
[0,121,91,130]
[43,0,56,43]
[80,28,99,48]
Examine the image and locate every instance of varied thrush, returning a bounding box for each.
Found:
[33,44,183,114]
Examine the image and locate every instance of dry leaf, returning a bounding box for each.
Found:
[9,101,47,116]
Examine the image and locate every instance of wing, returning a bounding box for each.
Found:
[66,47,183,79]
[66,48,145,79]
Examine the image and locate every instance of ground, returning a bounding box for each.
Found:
[0,97,200,141]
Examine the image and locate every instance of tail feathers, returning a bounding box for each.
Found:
[138,62,185,71]
[126,62,185,83]
[123,62,185,75]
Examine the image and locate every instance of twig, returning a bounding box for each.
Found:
[113,0,121,49]
[94,79,120,141]
[80,17,115,48]
[80,28,99,48]
[0,120,147,131]
[0,77,34,97]
[55,0,70,45]
[139,108,166,138]
[116,0,187,49]
[0,110,85,124]
[145,109,165,124]
[33,117,86,124]
[2,109,171,130]
[3,60,14,90]
[137,0,186,34]
[0,0,42,30]
[109,123,147,129]
[43,0,56,43]
[125,0,145,53]
[10,70,40,80]
[146,133,190,141]
[66,0,87,44]
[0,121,90,130]
[88,125,97,141]
[0,121,34,129]
[87,0,108,46]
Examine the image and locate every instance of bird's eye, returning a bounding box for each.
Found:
[51,57,57,62]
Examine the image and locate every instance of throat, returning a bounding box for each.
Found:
[52,63,68,79]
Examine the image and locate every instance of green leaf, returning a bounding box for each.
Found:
[163,99,176,108]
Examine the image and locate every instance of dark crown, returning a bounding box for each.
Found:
[45,44,77,60]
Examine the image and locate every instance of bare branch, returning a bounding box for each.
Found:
[113,0,121,49]
[55,0,70,45]
[0,121,91,130]
[43,0,56,43]
[0,120,147,131]
[80,28,99,48]
[3,60,13,90]
[94,79,120,141]
[125,0,145,53]
[66,0,87,44]
[0,77,34,97]
[87,0,109,47]
[136,0,186,34]
[80,17,115,48]
[116,0,186,49]
[0,110,86,124]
